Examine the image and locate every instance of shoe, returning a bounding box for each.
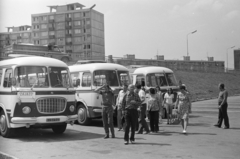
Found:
[104,135,109,139]
[130,140,135,144]
[223,126,229,129]
[183,130,187,134]
[124,141,129,145]
[214,124,221,128]
[111,135,115,138]
[137,132,143,134]
[144,131,150,134]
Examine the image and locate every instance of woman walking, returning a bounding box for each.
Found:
[175,85,191,134]
[163,88,174,124]
[147,88,162,133]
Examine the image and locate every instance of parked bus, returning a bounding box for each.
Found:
[0,56,77,138]
[68,63,131,125]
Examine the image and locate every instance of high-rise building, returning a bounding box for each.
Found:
[0,2,105,61]
[31,3,104,61]
[234,49,240,70]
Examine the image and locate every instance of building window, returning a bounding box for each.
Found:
[86,19,90,25]
[73,45,82,52]
[49,31,55,35]
[49,15,54,20]
[83,12,89,17]
[74,13,81,18]
[41,24,48,29]
[66,30,72,34]
[83,44,91,49]
[66,37,72,43]
[23,33,29,37]
[34,40,40,45]
[33,17,38,22]
[67,14,71,18]
[33,32,39,37]
[33,25,40,30]
[56,14,65,21]
[41,32,48,37]
[49,39,56,44]
[57,38,64,45]
[74,29,81,34]
[56,30,64,37]
[74,21,81,26]
[66,45,72,50]
[56,22,65,29]
[41,39,48,45]
[73,37,81,44]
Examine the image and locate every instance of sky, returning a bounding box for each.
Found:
[0,0,240,68]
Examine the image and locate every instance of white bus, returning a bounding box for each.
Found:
[132,66,179,97]
[69,63,131,125]
[0,56,77,138]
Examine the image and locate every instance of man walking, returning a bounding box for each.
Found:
[116,84,128,131]
[136,84,150,134]
[95,84,115,138]
[214,83,230,129]
[122,84,141,145]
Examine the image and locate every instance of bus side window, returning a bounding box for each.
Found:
[71,72,80,87]
[3,69,13,88]
[82,72,91,87]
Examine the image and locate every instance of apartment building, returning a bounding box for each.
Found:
[31,3,105,61]
[0,25,32,57]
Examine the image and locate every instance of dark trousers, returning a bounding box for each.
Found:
[149,111,159,132]
[102,107,114,136]
[117,109,123,129]
[217,103,230,128]
[124,109,138,142]
[138,104,149,133]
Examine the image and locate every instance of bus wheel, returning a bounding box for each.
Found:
[52,124,67,134]
[77,104,91,125]
[0,111,14,138]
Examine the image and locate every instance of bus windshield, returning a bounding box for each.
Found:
[49,67,72,88]
[146,73,177,87]
[14,66,72,88]
[14,66,49,88]
[94,70,119,86]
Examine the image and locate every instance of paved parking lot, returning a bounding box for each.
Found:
[0,96,239,159]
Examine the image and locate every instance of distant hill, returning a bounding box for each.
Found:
[174,71,240,102]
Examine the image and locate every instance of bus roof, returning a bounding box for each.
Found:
[69,63,129,72]
[133,66,174,75]
[0,56,68,68]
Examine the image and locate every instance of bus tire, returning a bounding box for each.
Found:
[52,124,67,134]
[77,104,91,125]
[0,110,14,138]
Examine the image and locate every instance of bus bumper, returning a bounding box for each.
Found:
[10,115,78,128]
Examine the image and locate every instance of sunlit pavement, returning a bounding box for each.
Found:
[0,96,239,159]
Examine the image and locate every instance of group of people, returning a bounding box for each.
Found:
[96,82,193,145]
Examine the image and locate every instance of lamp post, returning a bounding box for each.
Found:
[187,30,197,56]
[226,45,235,72]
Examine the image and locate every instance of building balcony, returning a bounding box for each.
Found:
[66,26,72,29]
[66,50,72,53]
[66,34,72,37]
[66,42,72,45]
[49,27,55,31]
[66,18,72,21]
[49,35,55,39]
[49,19,55,23]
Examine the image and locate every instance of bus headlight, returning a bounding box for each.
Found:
[69,105,75,112]
[22,106,31,114]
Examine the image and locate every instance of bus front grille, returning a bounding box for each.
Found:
[36,97,67,114]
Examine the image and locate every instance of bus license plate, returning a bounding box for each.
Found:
[46,118,60,122]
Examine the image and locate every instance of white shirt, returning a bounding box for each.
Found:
[116,90,127,106]
[164,93,174,104]
[138,89,146,104]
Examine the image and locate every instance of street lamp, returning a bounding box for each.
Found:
[226,45,235,72]
[187,30,197,56]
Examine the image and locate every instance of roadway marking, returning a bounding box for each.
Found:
[0,151,18,159]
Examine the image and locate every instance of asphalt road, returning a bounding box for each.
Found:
[0,96,239,159]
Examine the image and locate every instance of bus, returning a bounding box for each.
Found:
[0,56,77,138]
[68,63,131,125]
